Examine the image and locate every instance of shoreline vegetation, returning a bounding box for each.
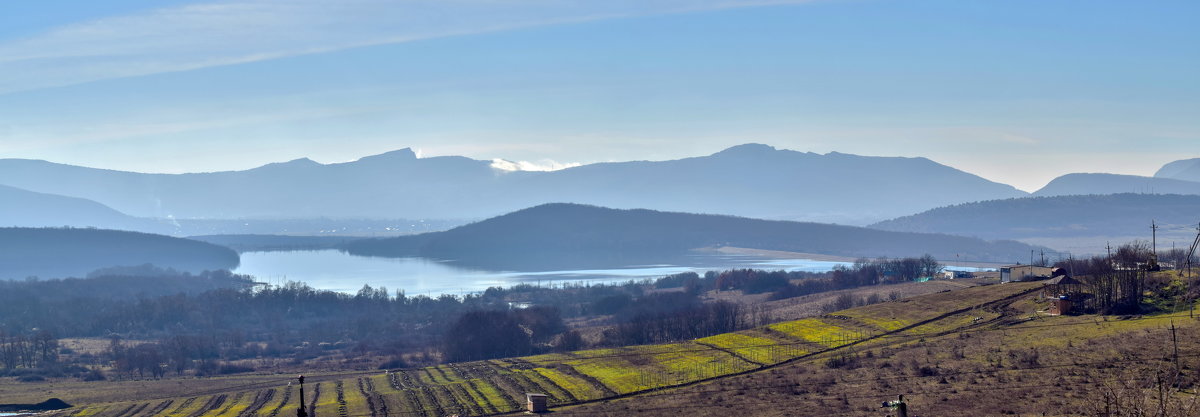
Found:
[707,246,1010,269]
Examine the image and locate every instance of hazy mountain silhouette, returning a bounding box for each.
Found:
[0,228,240,280]
[0,144,1027,226]
[343,203,1043,270]
[1033,173,1200,197]
[499,144,1027,224]
[0,184,166,231]
[1155,158,1200,183]
[871,194,1200,241]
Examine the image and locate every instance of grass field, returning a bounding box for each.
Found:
[27,281,1059,417]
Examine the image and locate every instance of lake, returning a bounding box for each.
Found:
[233,250,856,295]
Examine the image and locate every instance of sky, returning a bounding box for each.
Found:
[0,0,1196,192]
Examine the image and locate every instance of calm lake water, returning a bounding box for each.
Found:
[233,250,855,295]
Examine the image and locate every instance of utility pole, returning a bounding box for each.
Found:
[1151,220,1161,271]
[297,375,307,417]
[1107,241,1113,258]
[1153,220,1159,254]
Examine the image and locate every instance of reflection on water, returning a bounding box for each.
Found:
[234,250,856,295]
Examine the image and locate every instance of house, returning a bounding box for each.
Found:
[999,265,1056,283]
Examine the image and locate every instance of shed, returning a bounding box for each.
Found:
[1048,296,1073,316]
[526,393,548,413]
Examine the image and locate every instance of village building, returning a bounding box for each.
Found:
[999,265,1057,283]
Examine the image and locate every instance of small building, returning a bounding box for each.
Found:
[943,270,972,279]
[526,393,548,413]
[1000,265,1056,283]
[1043,275,1086,315]
[1048,296,1073,316]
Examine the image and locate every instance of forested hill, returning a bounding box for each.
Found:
[343,203,1041,270]
[870,194,1200,240]
[0,228,240,280]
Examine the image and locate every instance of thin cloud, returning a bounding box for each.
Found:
[0,0,815,95]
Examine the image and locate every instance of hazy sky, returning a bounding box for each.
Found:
[1,0,1196,192]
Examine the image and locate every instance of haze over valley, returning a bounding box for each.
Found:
[1,1,1197,416]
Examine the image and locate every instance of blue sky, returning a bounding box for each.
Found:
[0,0,1196,191]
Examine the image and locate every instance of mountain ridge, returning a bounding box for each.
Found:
[0,144,1028,225]
[1033,173,1200,197]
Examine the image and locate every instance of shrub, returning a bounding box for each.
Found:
[18,374,46,382]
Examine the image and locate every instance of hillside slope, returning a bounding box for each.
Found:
[0,228,240,279]
[344,203,1043,270]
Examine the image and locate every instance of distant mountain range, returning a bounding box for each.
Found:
[0,184,162,231]
[343,203,1044,270]
[0,228,240,280]
[1033,173,1200,197]
[1156,158,1200,183]
[872,193,1200,239]
[0,184,446,236]
[870,193,1200,256]
[0,144,1026,226]
[4,145,1199,244]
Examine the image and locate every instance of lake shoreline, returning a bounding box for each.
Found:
[709,246,1008,269]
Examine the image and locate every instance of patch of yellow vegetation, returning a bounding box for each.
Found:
[698,332,806,364]
[567,357,647,394]
[309,383,341,417]
[769,318,858,347]
[468,378,516,412]
[255,387,288,417]
[211,393,250,417]
[839,309,912,331]
[341,380,374,417]
[534,367,605,401]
